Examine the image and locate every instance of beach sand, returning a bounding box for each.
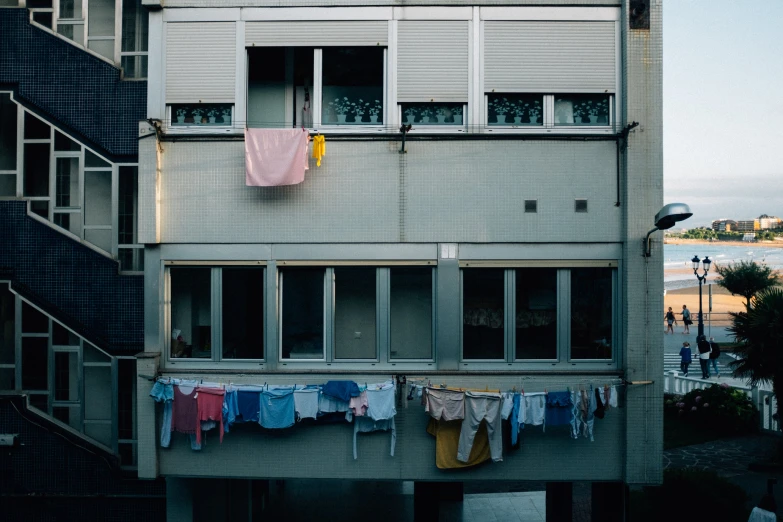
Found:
[664,239,783,248]
[664,285,745,316]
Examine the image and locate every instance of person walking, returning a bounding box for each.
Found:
[709,336,721,378]
[680,305,693,334]
[665,307,677,334]
[697,335,712,379]
[679,341,692,377]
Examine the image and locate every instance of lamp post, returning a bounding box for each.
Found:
[691,255,712,339]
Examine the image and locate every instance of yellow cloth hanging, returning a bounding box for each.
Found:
[426,418,491,469]
[311,134,325,167]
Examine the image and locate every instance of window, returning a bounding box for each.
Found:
[488,94,543,127]
[170,104,233,127]
[0,94,17,195]
[279,266,435,364]
[461,266,616,365]
[554,94,611,126]
[486,94,614,130]
[400,103,464,126]
[170,266,266,361]
[247,46,386,128]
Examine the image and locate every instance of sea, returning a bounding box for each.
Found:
[664,242,783,291]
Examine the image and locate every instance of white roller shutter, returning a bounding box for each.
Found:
[245,21,388,47]
[484,21,616,93]
[397,21,469,102]
[166,22,237,103]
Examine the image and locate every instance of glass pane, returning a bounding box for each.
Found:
[118,248,143,272]
[170,104,233,126]
[55,157,79,208]
[29,393,49,411]
[88,39,115,60]
[247,47,288,128]
[32,11,53,28]
[84,149,110,168]
[57,23,85,44]
[0,93,17,170]
[30,201,48,219]
[390,267,432,359]
[118,359,136,439]
[554,94,611,126]
[0,368,15,390]
[0,287,14,364]
[22,302,48,333]
[571,268,613,360]
[401,103,464,126]
[88,0,114,36]
[170,267,212,359]
[281,268,324,360]
[23,144,50,197]
[488,94,543,126]
[222,268,264,360]
[54,131,80,151]
[27,0,52,7]
[462,269,504,360]
[0,175,15,197]
[514,268,557,359]
[84,170,111,225]
[22,337,48,390]
[83,342,109,363]
[121,55,148,79]
[84,366,112,420]
[118,166,137,244]
[84,422,112,446]
[59,0,82,19]
[84,228,112,252]
[24,112,50,139]
[53,322,79,346]
[322,47,384,125]
[54,351,79,401]
[53,212,83,237]
[119,442,137,467]
[334,267,376,360]
[53,406,81,429]
[121,0,147,51]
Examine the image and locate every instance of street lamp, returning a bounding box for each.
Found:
[691,255,712,339]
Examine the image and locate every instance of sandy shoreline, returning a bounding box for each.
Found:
[664,285,744,316]
[664,239,783,248]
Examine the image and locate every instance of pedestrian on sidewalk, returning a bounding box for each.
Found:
[679,341,692,377]
[665,307,677,334]
[680,305,692,334]
[709,336,721,378]
[697,335,712,379]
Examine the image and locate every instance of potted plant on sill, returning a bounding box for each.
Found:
[175,107,187,124]
[512,102,526,125]
[452,106,463,125]
[528,100,542,124]
[367,100,382,124]
[404,106,418,124]
[592,98,609,124]
[221,107,232,125]
[191,108,204,125]
[491,97,510,124]
[435,106,448,124]
[206,108,219,124]
[328,97,352,124]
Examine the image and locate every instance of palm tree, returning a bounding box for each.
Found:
[728,287,783,449]
[716,260,779,309]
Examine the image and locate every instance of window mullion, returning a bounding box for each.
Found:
[213,267,222,362]
[324,267,333,363]
[312,49,322,128]
[558,268,570,364]
[506,269,514,363]
[377,268,389,364]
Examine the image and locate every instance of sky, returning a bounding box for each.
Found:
[663,1,783,228]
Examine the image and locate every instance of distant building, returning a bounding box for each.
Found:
[712,219,737,232]
[735,219,760,232]
[758,215,782,230]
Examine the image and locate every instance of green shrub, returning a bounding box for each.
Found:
[631,468,750,522]
[664,384,759,435]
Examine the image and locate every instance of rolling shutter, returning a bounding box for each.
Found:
[484,21,616,93]
[245,21,388,47]
[397,21,469,102]
[166,22,237,103]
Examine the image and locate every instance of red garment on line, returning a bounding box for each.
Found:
[172,385,198,434]
[196,387,225,445]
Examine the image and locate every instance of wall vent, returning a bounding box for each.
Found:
[575,199,588,213]
[524,200,537,213]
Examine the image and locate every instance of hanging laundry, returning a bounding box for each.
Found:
[258,387,296,429]
[424,387,465,421]
[236,388,262,423]
[509,393,522,447]
[524,393,547,430]
[545,391,573,427]
[150,380,174,448]
[322,381,361,403]
[427,418,491,469]
[353,382,397,460]
[223,387,238,433]
[457,391,503,463]
[293,386,320,421]
[500,392,514,420]
[353,417,396,460]
[349,391,369,417]
[593,388,606,419]
[245,128,309,186]
[195,387,225,445]
[172,385,199,436]
[311,134,325,167]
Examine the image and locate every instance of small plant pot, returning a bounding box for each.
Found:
[529,115,540,124]
[192,116,201,125]
[176,116,185,124]
[370,115,379,124]
[208,116,216,124]
[513,116,522,124]
[453,116,463,125]
[222,115,232,125]
[405,115,415,124]
[337,114,347,124]
[589,115,599,124]
[436,115,446,124]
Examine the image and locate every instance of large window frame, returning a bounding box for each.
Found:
[484,94,615,134]
[459,264,619,369]
[165,265,267,365]
[277,265,436,368]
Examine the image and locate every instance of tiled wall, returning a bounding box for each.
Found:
[0,201,143,354]
[0,9,146,160]
[0,397,165,518]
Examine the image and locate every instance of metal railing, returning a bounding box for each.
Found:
[664,371,779,434]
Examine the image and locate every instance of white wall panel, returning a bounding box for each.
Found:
[245,21,388,47]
